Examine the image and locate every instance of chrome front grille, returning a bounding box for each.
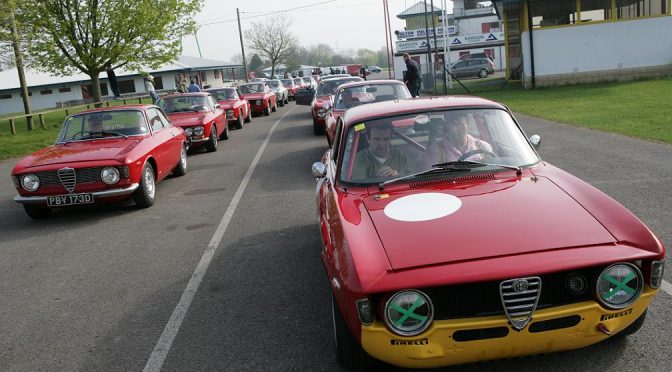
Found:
[57,167,76,192]
[499,277,541,330]
[35,168,105,189]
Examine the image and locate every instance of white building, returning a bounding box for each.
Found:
[0,56,241,115]
[493,0,672,88]
[393,1,506,82]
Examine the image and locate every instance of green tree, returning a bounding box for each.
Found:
[244,17,298,78]
[21,0,202,104]
[248,54,263,75]
[356,48,378,67]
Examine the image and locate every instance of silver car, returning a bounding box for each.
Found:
[450,58,495,79]
[267,79,289,106]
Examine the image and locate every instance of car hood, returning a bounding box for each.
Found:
[166,112,207,127]
[217,100,237,109]
[241,93,266,100]
[361,175,616,270]
[17,139,142,168]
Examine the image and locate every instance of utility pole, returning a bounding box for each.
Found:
[430,0,440,94]
[10,7,33,130]
[442,0,452,90]
[422,1,434,93]
[194,28,203,59]
[236,8,248,83]
[383,0,393,79]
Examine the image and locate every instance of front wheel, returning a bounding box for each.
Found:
[206,126,218,152]
[235,114,244,129]
[332,292,377,369]
[271,100,277,112]
[284,95,289,105]
[478,69,489,78]
[23,204,52,219]
[133,162,156,208]
[264,104,271,116]
[313,118,324,135]
[219,125,229,140]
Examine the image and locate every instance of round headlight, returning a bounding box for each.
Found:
[384,290,433,336]
[596,263,643,309]
[101,167,120,185]
[194,126,204,136]
[184,128,194,136]
[21,174,40,191]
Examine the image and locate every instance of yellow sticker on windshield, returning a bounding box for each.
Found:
[354,123,366,132]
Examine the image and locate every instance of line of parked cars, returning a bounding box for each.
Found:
[303,77,666,369]
[10,84,288,219]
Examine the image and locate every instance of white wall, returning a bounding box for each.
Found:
[455,14,501,35]
[522,16,672,78]
[0,85,84,113]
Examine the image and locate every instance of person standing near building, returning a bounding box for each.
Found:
[188,79,201,92]
[178,75,188,93]
[106,66,121,99]
[145,75,159,104]
[403,53,421,97]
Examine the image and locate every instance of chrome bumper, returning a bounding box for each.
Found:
[14,183,140,204]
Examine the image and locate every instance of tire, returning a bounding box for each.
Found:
[271,100,277,112]
[478,69,488,78]
[617,310,647,337]
[332,292,376,369]
[264,104,271,116]
[23,204,52,219]
[235,115,243,129]
[278,97,284,107]
[245,111,252,123]
[133,162,156,208]
[219,125,229,140]
[206,125,218,152]
[313,118,324,135]
[284,95,289,105]
[172,144,188,177]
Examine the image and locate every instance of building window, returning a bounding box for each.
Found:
[81,84,109,99]
[153,76,163,90]
[20,91,33,97]
[481,21,500,33]
[118,80,136,94]
[214,69,220,79]
[200,71,207,82]
[0,93,11,99]
[617,0,668,19]
[530,0,578,28]
[580,0,613,22]
[40,89,53,95]
[59,87,71,93]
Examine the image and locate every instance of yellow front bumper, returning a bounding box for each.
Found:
[361,287,656,368]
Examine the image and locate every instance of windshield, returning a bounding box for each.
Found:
[302,77,312,83]
[338,109,539,184]
[334,84,411,110]
[268,80,282,88]
[317,78,362,96]
[159,96,210,113]
[293,78,302,85]
[281,79,294,87]
[210,89,237,100]
[58,110,148,142]
[239,84,265,94]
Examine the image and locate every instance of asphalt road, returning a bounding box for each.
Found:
[0,101,669,372]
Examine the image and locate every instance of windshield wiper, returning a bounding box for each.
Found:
[100,131,128,139]
[433,160,522,175]
[378,165,472,190]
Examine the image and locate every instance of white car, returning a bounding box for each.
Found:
[267,79,289,106]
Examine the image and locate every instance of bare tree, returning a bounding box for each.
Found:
[244,17,298,78]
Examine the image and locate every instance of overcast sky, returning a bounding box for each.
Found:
[181,0,453,63]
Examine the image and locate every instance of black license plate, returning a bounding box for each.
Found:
[47,193,94,206]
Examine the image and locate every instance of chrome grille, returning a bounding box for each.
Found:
[36,168,104,187]
[499,277,541,330]
[57,167,76,192]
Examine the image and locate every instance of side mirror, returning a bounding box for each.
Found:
[529,134,541,150]
[214,103,221,109]
[312,162,326,178]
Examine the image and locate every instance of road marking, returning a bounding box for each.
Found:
[661,280,672,296]
[143,107,298,372]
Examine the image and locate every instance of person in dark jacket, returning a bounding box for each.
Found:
[403,53,421,97]
[360,65,368,80]
[106,66,120,99]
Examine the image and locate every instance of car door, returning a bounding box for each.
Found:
[146,108,174,180]
[236,89,248,119]
[452,60,466,78]
[157,108,182,167]
[208,95,225,137]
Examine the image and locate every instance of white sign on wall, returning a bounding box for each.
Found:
[395,32,504,52]
[395,26,458,39]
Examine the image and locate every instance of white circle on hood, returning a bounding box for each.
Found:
[383,193,461,222]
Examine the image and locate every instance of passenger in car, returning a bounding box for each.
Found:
[352,123,411,179]
[422,114,493,167]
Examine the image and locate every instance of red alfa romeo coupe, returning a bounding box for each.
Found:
[238,82,277,117]
[312,97,666,369]
[205,87,252,130]
[301,76,362,135]
[158,92,228,152]
[12,106,188,219]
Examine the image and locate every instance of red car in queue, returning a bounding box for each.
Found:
[324,80,411,146]
[11,106,188,219]
[298,76,362,135]
[205,87,252,130]
[312,97,666,369]
[158,92,228,153]
[238,82,278,117]
[281,78,300,101]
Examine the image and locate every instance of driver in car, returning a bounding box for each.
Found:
[88,115,104,134]
[423,114,493,167]
[352,123,411,179]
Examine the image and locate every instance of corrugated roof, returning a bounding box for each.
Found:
[0,55,241,92]
[397,1,444,18]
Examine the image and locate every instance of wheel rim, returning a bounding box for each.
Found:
[212,130,217,147]
[145,166,155,200]
[180,146,187,170]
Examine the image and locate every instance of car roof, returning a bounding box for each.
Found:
[162,92,211,98]
[335,79,405,90]
[78,104,152,114]
[341,96,507,128]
